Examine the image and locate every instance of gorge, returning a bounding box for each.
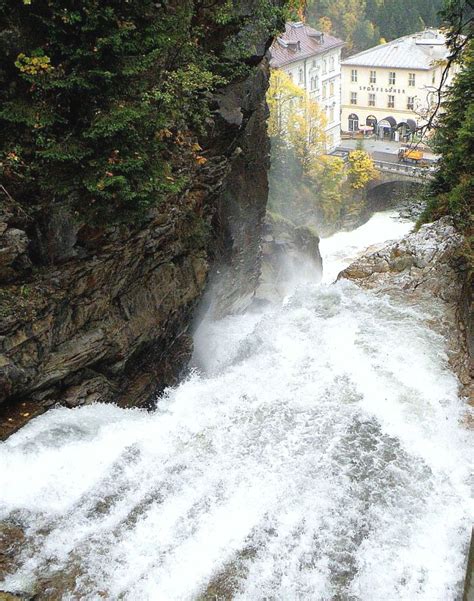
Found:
[0,211,472,600]
[0,1,473,599]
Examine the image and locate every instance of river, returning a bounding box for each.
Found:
[0,211,472,600]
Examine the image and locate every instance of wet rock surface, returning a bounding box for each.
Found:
[340,217,473,397]
[0,56,272,434]
[0,523,25,586]
[256,212,322,303]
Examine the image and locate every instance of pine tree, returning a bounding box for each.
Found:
[0,0,287,223]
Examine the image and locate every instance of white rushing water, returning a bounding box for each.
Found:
[0,212,472,600]
[319,211,413,285]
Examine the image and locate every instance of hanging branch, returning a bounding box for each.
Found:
[415,0,473,144]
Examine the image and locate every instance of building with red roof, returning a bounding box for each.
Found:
[270,22,345,150]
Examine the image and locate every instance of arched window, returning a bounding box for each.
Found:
[298,68,304,84]
[310,77,315,91]
[348,113,359,132]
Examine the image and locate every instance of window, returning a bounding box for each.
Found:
[351,69,358,83]
[288,72,293,82]
[312,59,317,68]
[368,93,376,107]
[407,96,415,110]
[329,106,335,122]
[388,94,395,108]
[389,71,396,85]
[351,91,357,105]
[370,70,376,84]
[322,83,327,99]
[330,81,335,97]
[322,59,327,74]
[348,113,359,131]
[408,73,416,87]
[330,56,335,71]
[298,68,304,84]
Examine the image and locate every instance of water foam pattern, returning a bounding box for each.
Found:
[0,215,472,600]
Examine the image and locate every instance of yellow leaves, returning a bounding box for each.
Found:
[318,16,333,33]
[268,69,327,171]
[15,53,52,75]
[195,156,207,166]
[157,128,174,141]
[347,150,378,189]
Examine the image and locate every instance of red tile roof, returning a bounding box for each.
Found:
[270,22,344,68]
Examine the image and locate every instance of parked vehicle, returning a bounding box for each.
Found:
[398,148,424,163]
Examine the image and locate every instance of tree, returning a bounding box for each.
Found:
[305,0,444,54]
[421,40,474,230]
[267,69,306,140]
[267,68,327,171]
[0,0,288,223]
[287,95,327,172]
[418,0,473,286]
[347,150,378,189]
[306,155,345,222]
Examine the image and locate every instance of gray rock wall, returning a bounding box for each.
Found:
[0,55,273,437]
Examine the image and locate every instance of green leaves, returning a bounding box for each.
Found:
[0,0,285,223]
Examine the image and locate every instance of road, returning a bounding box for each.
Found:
[336,138,439,165]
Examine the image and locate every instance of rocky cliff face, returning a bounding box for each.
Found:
[0,57,272,438]
[340,217,473,398]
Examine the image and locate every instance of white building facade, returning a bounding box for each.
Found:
[341,29,455,141]
[270,22,344,151]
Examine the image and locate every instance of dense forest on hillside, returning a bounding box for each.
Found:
[306,0,444,53]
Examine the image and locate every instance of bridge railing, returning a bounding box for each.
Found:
[373,159,436,180]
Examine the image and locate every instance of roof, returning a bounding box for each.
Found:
[341,29,449,71]
[270,22,344,68]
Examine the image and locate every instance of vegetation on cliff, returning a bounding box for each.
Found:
[0,0,289,223]
[419,1,473,274]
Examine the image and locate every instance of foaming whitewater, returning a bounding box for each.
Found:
[319,210,413,284]
[0,212,472,600]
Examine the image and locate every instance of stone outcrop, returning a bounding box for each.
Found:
[340,217,473,396]
[0,54,273,437]
[256,212,322,303]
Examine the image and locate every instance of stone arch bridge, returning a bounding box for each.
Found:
[368,159,435,190]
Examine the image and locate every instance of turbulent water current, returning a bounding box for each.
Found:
[0,211,472,600]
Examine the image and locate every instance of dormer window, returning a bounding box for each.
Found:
[309,32,325,44]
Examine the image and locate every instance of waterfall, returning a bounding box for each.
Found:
[0,212,472,600]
